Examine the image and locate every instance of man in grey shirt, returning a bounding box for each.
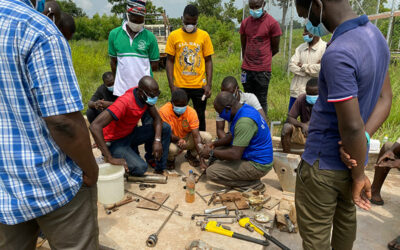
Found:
[214,76,266,148]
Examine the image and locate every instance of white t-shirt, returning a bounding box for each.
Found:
[216,91,262,122]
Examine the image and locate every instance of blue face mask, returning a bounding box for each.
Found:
[107,86,114,92]
[219,108,232,122]
[306,95,318,105]
[142,90,158,106]
[173,105,187,115]
[36,0,45,12]
[303,34,314,43]
[305,2,330,37]
[250,8,264,19]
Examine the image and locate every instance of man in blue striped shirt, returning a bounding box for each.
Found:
[0,0,99,249]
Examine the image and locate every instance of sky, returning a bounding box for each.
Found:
[74,0,286,22]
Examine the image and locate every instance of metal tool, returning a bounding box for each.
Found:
[199,220,269,246]
[202,189,228,198]
[204,206,228,215]
[126,175,167,184]
[139,183,156,190]
[195,170,206,183]
[284,214,295,233]
[146,204,179,247]
[208,192,217,206]
[196,219,235,226]
[125,189,183,216]
[248,218,291,250]
[191,214,237,220]
[203,218,236,224]
[196,191,207,204]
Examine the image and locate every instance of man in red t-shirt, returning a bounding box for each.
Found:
[240,0,282,117]
[90,76,171,175]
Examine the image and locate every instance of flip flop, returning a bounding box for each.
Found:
[370,198,384,206]
[388,235,400,250]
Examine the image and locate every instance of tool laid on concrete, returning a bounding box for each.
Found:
[284,214,295,233]
[125,189,183,216]
[139,183,156,190]
[249,218,291,250]
[204,206,228,215]
[196,219,235,226]
[126,175,167,184]
[195,170,206,183]
[104,195,136,214]
[196,190,207,204]
[146,204,179,247]
[202,189,228,198]
[199,220,269,246]
[191,213,237,220]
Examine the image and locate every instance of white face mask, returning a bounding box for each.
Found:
[126,13,144,33]
[46,8,56,23]
[183,24,196,33]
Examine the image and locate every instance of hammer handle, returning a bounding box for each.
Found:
[232,232,269,246]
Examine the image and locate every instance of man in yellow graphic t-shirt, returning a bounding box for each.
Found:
[166,4,214,131]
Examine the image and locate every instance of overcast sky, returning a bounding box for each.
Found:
[75,0,286,22]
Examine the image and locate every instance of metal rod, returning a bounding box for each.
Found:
[125,189,183,216]
[156,204,178,235]
[374,0,381,25]
[196,191,207,204]
[386,0,397,44]
[287,0,295,77]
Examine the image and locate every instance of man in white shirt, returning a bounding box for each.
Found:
[214,76,266,148]
[288,27,326,111]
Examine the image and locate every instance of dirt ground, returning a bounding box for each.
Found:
[37,118,400,250]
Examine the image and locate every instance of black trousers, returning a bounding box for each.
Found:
[181,88,207,131]
[86,108,101,124]
[242,70,271,117]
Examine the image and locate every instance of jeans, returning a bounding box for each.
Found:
[288,97,297,112]
[108,122,171,175]
[242,70,271,117]
[181,88,207,131]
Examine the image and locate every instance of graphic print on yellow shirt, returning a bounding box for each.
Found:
[166,28,214,89]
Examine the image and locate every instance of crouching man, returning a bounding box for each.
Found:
[90,76,171,175]
[159,89,212,170]
[281,78,318,153]
[200,92,273,191]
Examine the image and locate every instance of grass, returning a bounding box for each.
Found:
[70,32,400,143]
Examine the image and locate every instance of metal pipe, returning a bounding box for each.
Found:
[374,0,381,25]
[287,0,295,77]
[204,206,228,214]
[386,0,397,44]
[146,204,179,247]
[126,175,167,184]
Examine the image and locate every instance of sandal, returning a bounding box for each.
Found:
[388,235,400,250]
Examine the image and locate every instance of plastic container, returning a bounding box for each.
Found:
[273,152,301,193]
[97,163,125,205]
[185,170,195,203]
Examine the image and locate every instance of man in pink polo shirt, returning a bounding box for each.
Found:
[240,0,282,118]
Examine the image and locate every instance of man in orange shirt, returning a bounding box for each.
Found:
[165,4,214,131]
[159,89,212,169]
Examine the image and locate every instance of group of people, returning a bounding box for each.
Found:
[0,0,397,250]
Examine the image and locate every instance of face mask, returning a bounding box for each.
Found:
[305,2,330,37]
[303,34,314,43]
[233,88,240,99]
[306,95,318,105]
[107,86,114,92]
[36,0,45,12]
[126,14,144,33]
[183,24,197,33]
[250,7,264,19]
[173,105,187,115]
[219,108,232,122]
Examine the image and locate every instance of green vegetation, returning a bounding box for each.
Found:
[70,28,400,142]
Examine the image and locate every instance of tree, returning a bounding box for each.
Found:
[56,0,86,18]
[274,0,289,26]
[189,0,224,20]
[108,0,163,18]
[222,0,238,24]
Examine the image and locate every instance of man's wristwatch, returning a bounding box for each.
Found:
[155,138,161,142]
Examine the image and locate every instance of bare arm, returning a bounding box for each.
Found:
[257,109,267,121]
[89,111,115,161]
[88,101,97,109]
[271,36,280,57]
[148,105,164,161]
[287,116,305,128]
[241,34,246,59]
[216,120,226,139]
[45,112,98,186]
[365,72,392,136]
[204,55,213,98]
[151,61,159,72]
[110,57,117,77]
[166,54,176,93]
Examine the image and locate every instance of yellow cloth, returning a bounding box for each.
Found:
[159,102,199,139]
[165,28,214,89]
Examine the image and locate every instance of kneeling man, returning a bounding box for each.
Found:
[200,92,273,191]
[90,76,171,175]
[159,89,212,169]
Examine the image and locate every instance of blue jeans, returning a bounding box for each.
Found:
[108,122,171,175]
[288,97,297,112]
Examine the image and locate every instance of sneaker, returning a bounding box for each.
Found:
[185,152,200,167]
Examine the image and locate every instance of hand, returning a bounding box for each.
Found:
[203,84,212,99]
[177,139,187,150]
[377,159,400,168]
[94,100,103,111]
[376,150,396,167]
[200,162,208,171]
[153,141,163,161]
[301,123,309,137]
[352,174,372,211]
[200,144,212,159]
[106,156,129,173]
[297,62,303,67]
[206,142,215,150]
[338,141,357,169]
[83,165,99,187]
[99,100,112,109]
